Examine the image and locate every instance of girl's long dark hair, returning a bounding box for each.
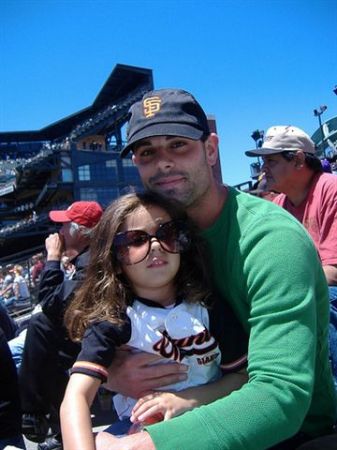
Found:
[65,191,211,341]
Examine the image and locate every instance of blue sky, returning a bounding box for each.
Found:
[1,0,337,186]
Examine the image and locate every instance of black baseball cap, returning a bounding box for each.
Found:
[121,88,210,157]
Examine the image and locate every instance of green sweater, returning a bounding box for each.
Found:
[148,187,336,450]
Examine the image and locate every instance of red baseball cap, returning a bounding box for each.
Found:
[49,201,103,228]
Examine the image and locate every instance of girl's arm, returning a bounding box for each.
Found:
[131,368,247,423]
[60,373,101,450]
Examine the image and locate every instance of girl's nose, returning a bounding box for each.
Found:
[149,237,163,252]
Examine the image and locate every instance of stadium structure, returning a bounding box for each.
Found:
[311,115,337,164]
[0,64,224,265]
[0,64,154,264]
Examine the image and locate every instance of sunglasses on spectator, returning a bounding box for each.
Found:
[112,220,191,265]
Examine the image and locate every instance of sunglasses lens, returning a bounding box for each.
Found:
[113,230,149,265]
[157,221,190,253]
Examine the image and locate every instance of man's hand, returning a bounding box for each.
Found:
[45,233,64,261]
[96,431,155,450]
[104,349,188,398]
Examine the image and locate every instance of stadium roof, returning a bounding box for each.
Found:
[0,64,153,142]
[311,116,337,144]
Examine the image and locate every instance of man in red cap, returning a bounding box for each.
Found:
[49,201,103,228]
[48,201,103,259]
[19,201,103,450]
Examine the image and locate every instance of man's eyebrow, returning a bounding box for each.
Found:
[133,136,177,150]
[165,136,180,141]
[134,140,152,149]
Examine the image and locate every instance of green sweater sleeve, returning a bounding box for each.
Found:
[147,211,331,449]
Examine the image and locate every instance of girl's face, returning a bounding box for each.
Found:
[118,205,181,306]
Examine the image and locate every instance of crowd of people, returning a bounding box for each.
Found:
[1,88,337,450]
[0,162,17,182]
[68,86,150,144]
[0,148,55,181]
[0,264,30,311]
[0,212,40,238]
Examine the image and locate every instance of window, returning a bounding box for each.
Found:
[106,160,117,173]
[78,165,91,181]
[123,165,140,182]
[80,187,119,207]
[122,159,134,167]
[62,168,73,182]
[61,155,73,182]
[80,188,97,201]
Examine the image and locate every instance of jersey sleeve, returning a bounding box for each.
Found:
[71,317,131,383]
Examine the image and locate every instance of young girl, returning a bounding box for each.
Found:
[60,192,247,450]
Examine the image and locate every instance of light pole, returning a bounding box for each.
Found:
[313,105,327,157]
[250,130,264,178]
[251,130,264,149]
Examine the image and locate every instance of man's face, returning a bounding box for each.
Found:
[132,135,217,208]
[59,222,80,255]
[262,153,296,193]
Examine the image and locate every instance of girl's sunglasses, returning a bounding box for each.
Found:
[112,220,191,265]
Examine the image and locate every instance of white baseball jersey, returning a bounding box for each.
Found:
[113,299,222,419]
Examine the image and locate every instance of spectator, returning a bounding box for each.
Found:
[97,89,336,450]
[0,306,25,449]
[0,265,14,304]
[19,201,103,450]
[248,172,278,201]
[1,264,29,310]
[0,283,28,374]
[12,265,30,302]
[8,304,43,371]
[322,158,333,173]
[246,125,337,388]
[31,253,45,287]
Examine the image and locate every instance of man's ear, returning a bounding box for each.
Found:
[205,133,219,167]
[131,153,137,165]
[294,151,305,169]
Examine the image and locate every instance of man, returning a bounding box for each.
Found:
[97,89,336,450]
[0,264,14,305]
[31,253,45,287]
[246,125,337,386]
[19,201,103,450]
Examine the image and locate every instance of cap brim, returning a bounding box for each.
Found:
[49,210,71,223]
[245,147,286,157]
[121,123,204,158]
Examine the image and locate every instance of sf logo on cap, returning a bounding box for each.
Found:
[143,96,161,118]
